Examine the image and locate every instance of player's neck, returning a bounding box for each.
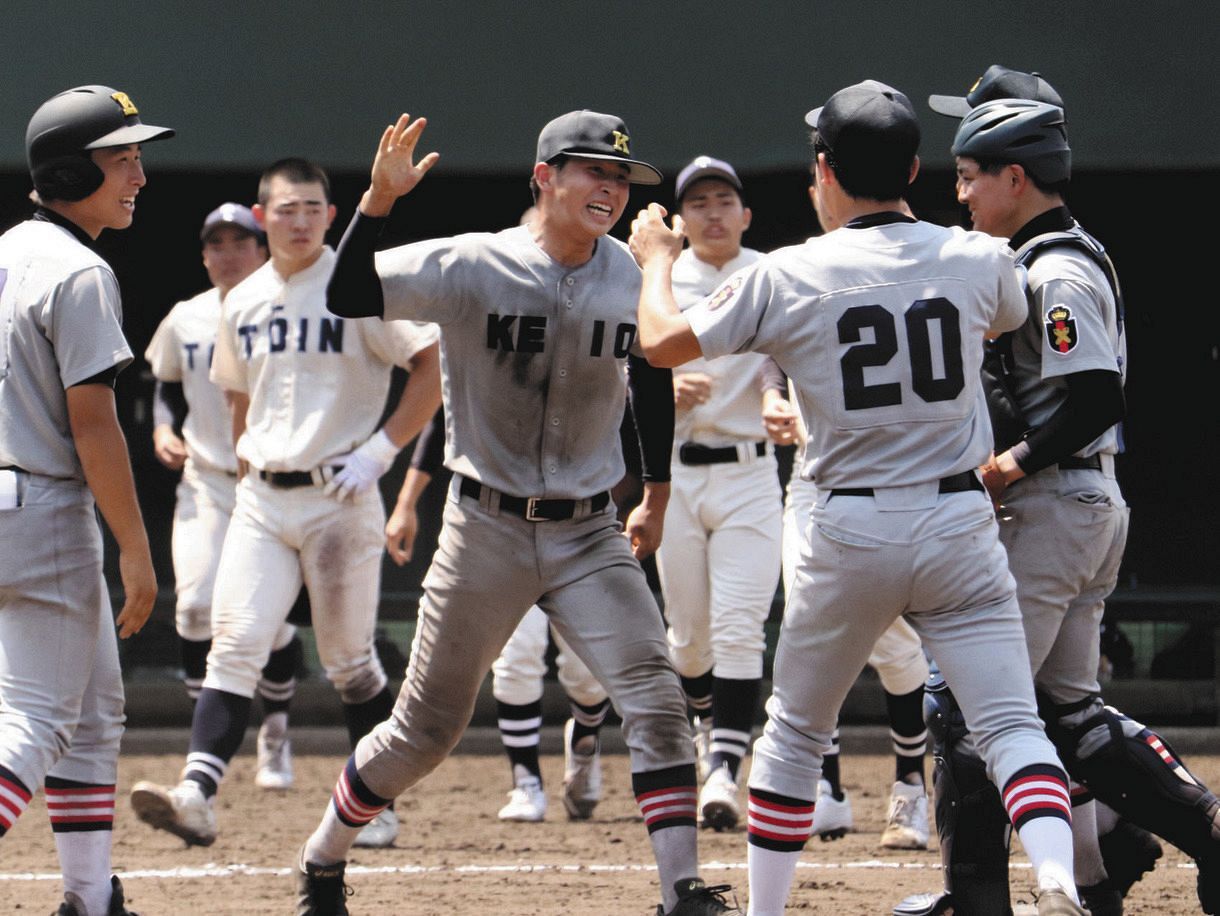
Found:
[691,244,742,271]
[835,197,908,227]
[40,199,104,240]
[531,218,598,268]
[271,246,325,280]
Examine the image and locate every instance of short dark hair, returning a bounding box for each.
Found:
[258,157,331,205]
[971,157,1070,197]
[529,154,569,203]
[811,131,912,203]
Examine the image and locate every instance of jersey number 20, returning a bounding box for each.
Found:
[838,297,963,410]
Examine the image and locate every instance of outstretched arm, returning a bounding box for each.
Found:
[628,204,703,368]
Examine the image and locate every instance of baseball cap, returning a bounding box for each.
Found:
[674,156,742,203]
[805,80,920,167]
[536,110,662,185]
[928,65,1064,118]
[200,202,262,242]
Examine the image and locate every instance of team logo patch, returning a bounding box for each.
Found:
[111,91,139,116]
[611,130,630,154]
[706,275,742,311]
[1044,304,1078,354]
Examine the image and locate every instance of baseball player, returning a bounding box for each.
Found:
[145,202,305,791]
[651,155,781,833]
[0,84,169,916]
[760,361,931,849]
[632,80,1086,916]
[893,71,1220,916]
[130,157,442,851]
[295,111,739,916]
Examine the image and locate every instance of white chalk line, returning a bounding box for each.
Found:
[0,858,1195,883]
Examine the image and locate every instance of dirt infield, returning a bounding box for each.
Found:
[2,742,1211,914]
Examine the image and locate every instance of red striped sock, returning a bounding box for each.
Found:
[747,787,815,852]
[633,764,697,834]
[331,756,390,828]
[1003,763,1071,830]
[45,778,115,833]
[0,765,32,837]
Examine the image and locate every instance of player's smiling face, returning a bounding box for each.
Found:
[548,157,631,240]
[255,176,336,276]
[679,178,750,267]
[955,157,1019,238]
[76,144,146,236]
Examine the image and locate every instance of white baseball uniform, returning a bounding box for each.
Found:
[492,605,607,709]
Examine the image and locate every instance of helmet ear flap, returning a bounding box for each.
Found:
[31,153,105,202]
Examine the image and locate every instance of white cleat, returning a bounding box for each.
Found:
[1035,886,1090,915]
[352,806,399,848]
[811,778,853,841]
[561,719,602,820]
[254,721,293,790]
[880,779,929,850]
[692,716,714,786]
[130,779,217,847]
[699,764,740,831]
[498,776,547,822]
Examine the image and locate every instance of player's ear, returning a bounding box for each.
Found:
[252,204,267,229]
[1008,163,1027,192]
[907,155,920,186]
[532,161,552,193]
[741,206,752,231]
[326,204,337,228]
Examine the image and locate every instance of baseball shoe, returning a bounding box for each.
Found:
[254,720,294,790]
[296,846,352,916]
[692,717,714,785]
[879,779,929,849]
[55,876,137,915]
[1077,879,1122,916]
[656,878,742,915]
[699,764,740,831]
[1098,818,1162,896]
[1035,886,1090,915]
[811,777,852,841]
[129,779,217,846]
[498,775,547,822]
[891,891,954,916]
[352,806,398,848]
[561,718,601,820]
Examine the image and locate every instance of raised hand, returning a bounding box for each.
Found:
[361,114,441,217]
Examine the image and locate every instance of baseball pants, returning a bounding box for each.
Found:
[202,476,385,704]
[656,454,781,681]
[752,484,1058,802]
[492,604,607,708]
[353,479,693,798]
[0,476,124,792]
[783,473,928,695]
[999,464,1129,704]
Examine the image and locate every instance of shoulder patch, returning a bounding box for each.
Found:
[1044,304,1078,354]
[706,275,743,312]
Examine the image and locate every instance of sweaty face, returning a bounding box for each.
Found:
[955,157,1018,238]
[202,226,267,294]
[84,144,146,234]
[679,178,749,265]
[257,176,335,273]
[544,158,631,241]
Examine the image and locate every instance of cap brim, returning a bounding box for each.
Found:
[927,95,972,118]
[564,151,662,185]
[804,106,823,129]
[84,123,175,150]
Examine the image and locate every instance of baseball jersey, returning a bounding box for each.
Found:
[687,219,1027,490]
[210,247,437,472]
[145,287,238,474]
[671,247,767,446]
[375,225,642,499]
[1003,228,1126,457]
[0,217,133,481]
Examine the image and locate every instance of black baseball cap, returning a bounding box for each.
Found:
[200,202,262,242]
[535,110,662,185]
[928,65,1064,118]
[674,156,742,203]
[805,80,920,167]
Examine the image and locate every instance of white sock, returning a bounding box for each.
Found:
[54,830,112,916]
[747,843,801,915]
[1017,816,1079,902]
[648,824,698,912]
[1071,798,1107,886]
[304,802,364,866]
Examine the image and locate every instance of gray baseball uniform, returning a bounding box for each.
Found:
[0,213,132,834]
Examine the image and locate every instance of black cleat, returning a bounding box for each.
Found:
[657,878,742,915]
[1078,878,1122,916]
[1099,819,1162,897]
[55,876,139,916]
[295,848,352,916]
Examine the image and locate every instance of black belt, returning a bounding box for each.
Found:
[1058,455,1102,471]
[257,467,341,489]
[678,441,767,466]
[458,476,610,522]
[830,470,984,498]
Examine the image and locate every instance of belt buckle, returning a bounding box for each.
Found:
[524,496,546,522]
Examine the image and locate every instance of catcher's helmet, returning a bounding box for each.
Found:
[26,85,174,202]
[951,98,1070,185]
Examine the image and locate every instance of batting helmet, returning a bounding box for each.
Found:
[26,85,174,202]
[951,98,1070,186]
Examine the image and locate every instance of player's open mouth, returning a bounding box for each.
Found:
[587,202,612,218]
[120,197,136,210]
